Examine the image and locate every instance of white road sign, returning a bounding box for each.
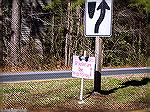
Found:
[85,0,113,37]
[72,55,95,79]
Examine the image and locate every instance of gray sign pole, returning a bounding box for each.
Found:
[94,37,102,92]
[85,0,112,93]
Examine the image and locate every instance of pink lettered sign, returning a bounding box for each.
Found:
[72,55,95,79]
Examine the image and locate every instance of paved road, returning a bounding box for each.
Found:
[0,109,27,112]
[0,67,150,83]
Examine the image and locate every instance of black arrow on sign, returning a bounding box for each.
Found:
[94,0,110,33]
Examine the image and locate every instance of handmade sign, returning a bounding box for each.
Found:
[72,55,95,79]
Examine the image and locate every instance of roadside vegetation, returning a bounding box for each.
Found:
[0,0,150,73]
[1,75,150,111]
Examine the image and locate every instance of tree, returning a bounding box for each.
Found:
[10,0,21,67]
[130,0,150,65]
[2,0,52,70]
[1,0,150,72]
[130,0,150,12]
[0,0,3,68]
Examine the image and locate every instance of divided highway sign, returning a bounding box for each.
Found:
[85,0,113,37]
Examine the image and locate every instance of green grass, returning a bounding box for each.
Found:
[147,57,150,66]
[1,75,150,110]
[101,77,123,90]
[0,88,27,94]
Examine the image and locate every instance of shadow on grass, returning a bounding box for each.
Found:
[100,77,150,95]
[84,77,150,99]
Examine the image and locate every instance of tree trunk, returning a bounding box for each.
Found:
[10,0,21,67]
[0,0,3,67]
[75,6,81,54]
[65,1,71,66]
[51,14,54,52]
[68,1,73,66]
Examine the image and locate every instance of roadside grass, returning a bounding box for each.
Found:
[1,75,150,110]
[102,76,150,104]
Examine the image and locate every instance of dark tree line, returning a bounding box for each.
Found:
[0,0,150,72]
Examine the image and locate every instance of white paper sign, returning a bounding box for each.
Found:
[72,55,95,79]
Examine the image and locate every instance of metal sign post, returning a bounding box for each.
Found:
[79,77,84,104]
[84,0,113,93]
[94,37,102,92]
[79,51,87,104]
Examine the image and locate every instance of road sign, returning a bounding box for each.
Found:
[72,55,95,79]
[85,0,113,37]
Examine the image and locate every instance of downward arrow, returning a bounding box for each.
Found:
[94,0,110,33]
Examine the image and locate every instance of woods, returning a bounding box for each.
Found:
[0,0,2,67]
[0,0,150,72]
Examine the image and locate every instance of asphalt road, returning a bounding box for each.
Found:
[0,67,150,83]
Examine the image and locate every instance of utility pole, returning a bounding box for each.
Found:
[94,37,103,93]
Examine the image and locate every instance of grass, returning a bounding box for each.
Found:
[0,88,27,94]
[1,75,150,111]
[147,57,150,66]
